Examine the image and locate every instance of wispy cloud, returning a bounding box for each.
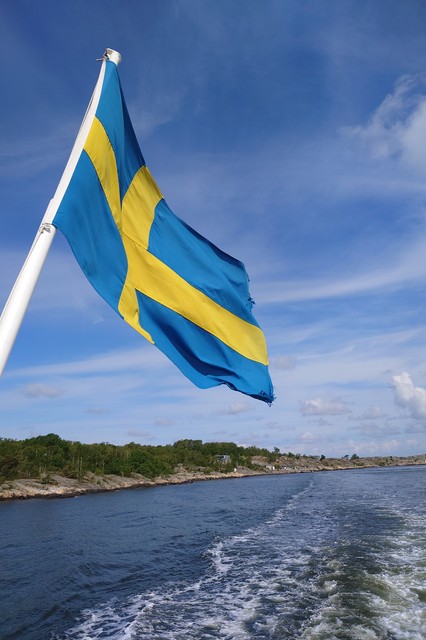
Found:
[0,247,98,316]
[348,438,401,456]
[154,418,177,427]
[219,402,253,416]
[300,396,351,417]
[271,355,297,371]
[355,406,387,420]
[22,383,61,399]
[344,75,426,171]
[1,3,426,457]
[10,345,167,379]
[126,429,156,440]
[350,422,400,438]
[256,232,426,304]
[0,121,79,178]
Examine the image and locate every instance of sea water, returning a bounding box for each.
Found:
[0,466,424,639]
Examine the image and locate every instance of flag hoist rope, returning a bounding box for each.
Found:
[0,48,121,375]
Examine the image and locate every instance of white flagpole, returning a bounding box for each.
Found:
[0,48,121,375]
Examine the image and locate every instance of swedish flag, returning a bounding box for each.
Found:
[53,60,274,403]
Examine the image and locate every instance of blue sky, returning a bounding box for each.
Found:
[1,0,426,456]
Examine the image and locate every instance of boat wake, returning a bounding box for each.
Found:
[57,478,426,640]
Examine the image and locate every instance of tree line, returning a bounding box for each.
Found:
[0,434,281,482]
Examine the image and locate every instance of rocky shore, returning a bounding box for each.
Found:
[1,454,425,502]
[0,468,261,501]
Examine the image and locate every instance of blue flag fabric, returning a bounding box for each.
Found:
[53,61,274,403]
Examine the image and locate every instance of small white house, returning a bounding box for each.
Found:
[215,454,231,464]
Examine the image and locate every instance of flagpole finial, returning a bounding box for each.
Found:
[104,48,122,66]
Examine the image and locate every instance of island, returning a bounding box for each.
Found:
[1,434,425,501]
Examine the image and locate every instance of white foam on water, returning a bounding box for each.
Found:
[371,510,426,640]
[58,477,426,640]
[301,618,381,640]
[299,506,426,640]
[207,539,230,576]
[60,481,321,639]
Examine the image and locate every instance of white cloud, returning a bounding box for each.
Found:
[300,396,351,417]
[390,371,426,419]
[220,402,252,416]
[22,383,61,398]
[349,438,401,456]
[344,75,426,171]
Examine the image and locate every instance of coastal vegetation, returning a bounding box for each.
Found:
[1,434,425,486]
[0,433,279,482]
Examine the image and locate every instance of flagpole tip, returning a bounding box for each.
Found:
[104,48,122,65]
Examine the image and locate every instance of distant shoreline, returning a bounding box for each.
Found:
[1,456,425,502]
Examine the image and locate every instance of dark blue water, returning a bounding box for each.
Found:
[0,466,425,639]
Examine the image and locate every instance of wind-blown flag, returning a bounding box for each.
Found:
[53,60,274,403]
